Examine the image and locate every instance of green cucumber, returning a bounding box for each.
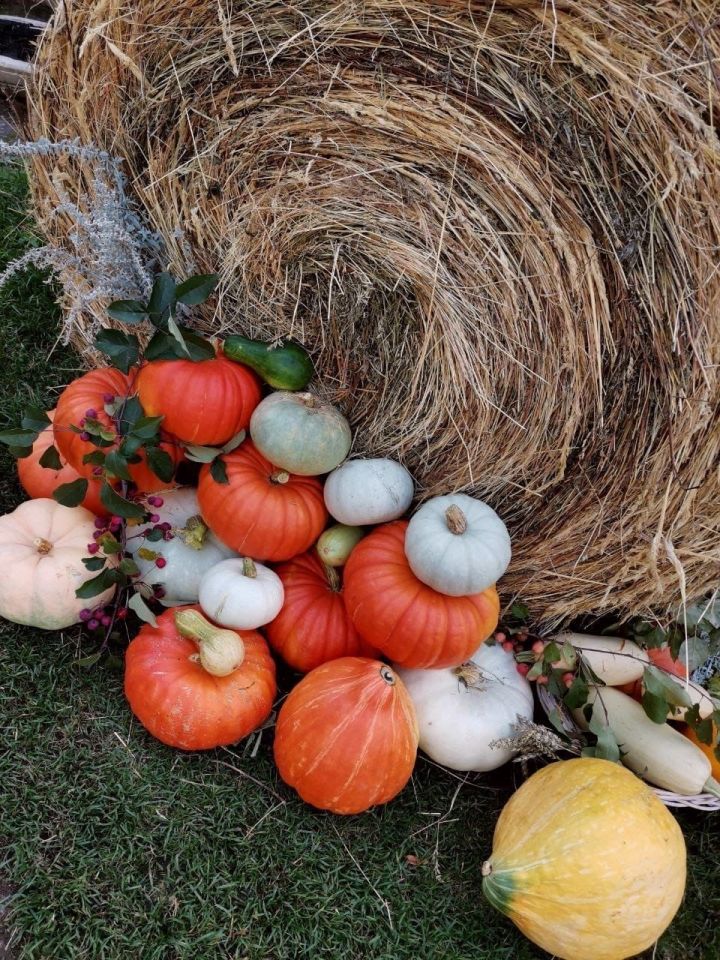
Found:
[222,335,313,390]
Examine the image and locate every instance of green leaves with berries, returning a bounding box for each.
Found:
[0,405,51,458]
[98,272,218,372]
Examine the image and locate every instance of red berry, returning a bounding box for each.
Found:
[92,467,103,476]
[101,615,112,627]
[155,557,167,569]
[516,663,530,676]
[531,640,545,655]
[116,607,128,620]
[103,393,115,403]
[153,496,164,508]
[159,522,172,532]
[79,608,92,622]
[94,516,106,529]
[85,408,98,419]
[502,641,515,654]
[87,619,99,631]
[537,674,549,686]
[563,672,575,688]
[149,513,160,523]
[494,631,507,643]
[79,431,90,442]
[154,586,166,599]
[87,543,100,554]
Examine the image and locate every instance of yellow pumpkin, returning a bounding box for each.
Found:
[482,758,686,960]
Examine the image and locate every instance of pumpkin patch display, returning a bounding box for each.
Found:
[197,442,327,561]
[17,409,107,515]
[249,391,351,476]
[124,606,276,750]
[0,499,117,629]
[199,557,284,630]
[266,551,376,672]
[396,642,533,771]
[482,758,687,960]
[273,657,418,813]
[136,352,261,446]
[404,493,511,596]
[344,521,500,669]
[324,457,414,525]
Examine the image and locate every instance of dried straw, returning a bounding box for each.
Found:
[26,1,720,621]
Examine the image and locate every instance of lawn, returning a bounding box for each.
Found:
[0,163,718,960]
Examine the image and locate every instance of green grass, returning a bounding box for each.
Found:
[0,164,718,960]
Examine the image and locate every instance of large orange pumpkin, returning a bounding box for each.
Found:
[274,656,419,813]
[197,442,327,561]
[54,367,183,492]
[17,409,107,515]
[683,722,720,779]
[343,521,499,668]
[265,551,377,672]
[124,606,276,750]
[136,353,261,446]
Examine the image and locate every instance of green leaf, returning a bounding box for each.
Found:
[75,566,121,599]
[643,665,693,708]
[143,527,165,543]
[107,299,148,325]
[119,558,140,577]
[53,478,89,507]
[588,706,621,762]
[561,640,577,671]
[82,556,107,571]
[75,651,103,669]
[641,689,670,724]
[221,429,246,454]
[120,435,144,457]
[144,327,214,362]
[116,395,144,436]
[145,446,175,483]
[542,641,561,667]
[99,482,147,520]
[144,330,181,361]
[510,602,530,622]
[130,415,164,440]
[38,444,62,470]
[82,450,106,466]
[526,659,545,681]
[184,443,222,463]
[181,329,215,362]
[175,273,218,306]
[8,444,33,459]
[167,314,192,358]
[95,328,140,374]
[0,427,38,447]
[128,591,158,627]
[21,406,51,432]
[210,457,228,484]
[147,272,176,327]
[137,546,160,560]
[104,451,133,481]
[99,534,122,554]
[563,676,589,710]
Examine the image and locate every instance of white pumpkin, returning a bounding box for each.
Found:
[396,642,533,771]
[324,458,414,525]
[404,493,511,596]
[127,488,236,604]
[0,498,117,629]
[199,557,284,629]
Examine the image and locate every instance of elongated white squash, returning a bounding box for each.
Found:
[662,676,717,721]
[573,686,720,796]
[551,632,648,685]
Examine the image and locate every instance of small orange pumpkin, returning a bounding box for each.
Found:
[265,551,377,672]
[343,521,499,668]
[197,442,327,561]
[683,722,720,779]
[273,656,419,813]
[124,606,276,750]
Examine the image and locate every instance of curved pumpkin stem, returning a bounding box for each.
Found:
[298,392,320,410]
[270,470,290,485]
[178,515,209,550]
[322,562,341,593]
[445,504,467,535]
[174,608,245,677]
[242,557,257,578]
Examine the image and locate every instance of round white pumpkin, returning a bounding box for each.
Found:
[396,642,533,771]
[404,493,511,596]
[0,498,117,629]
[324,458,414,525]
[249,391,351,476]
[199,556,284,629]
[127,488,236,604]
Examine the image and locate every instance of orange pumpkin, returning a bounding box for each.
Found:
[274,656,419,813]
[17,409,107,515]
[136,353,261,446]
[266,551,377,672]
[197,442,327,561]
[124,606,276,750]
[619,645,689,700]
[54,367,183,492]
[682,723,720,779]
[343,521,500,668]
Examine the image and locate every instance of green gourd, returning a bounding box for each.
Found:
[222,336,313,390]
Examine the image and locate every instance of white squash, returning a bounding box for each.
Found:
[574,686,720,796]
[324,458,414,525]
[404,493,511,596]
[127,488,236,604]
[551,632,649,685]
[395,642,533,771]
[0,499,117,629]
[199,556,284,629]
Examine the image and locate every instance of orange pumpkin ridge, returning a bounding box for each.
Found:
[343,521,499,669]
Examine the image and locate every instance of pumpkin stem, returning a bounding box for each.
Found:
[299,392,320,410]
[270,470,290,485]
[33,537,53,555]
[481,861,492,878]
[453,661,484,688]
[445,504,467,535]
[174,608,245,677]
[242,557,258,579]
[379,665,396,686]
[177,515,208,550]
[323,562,341,592]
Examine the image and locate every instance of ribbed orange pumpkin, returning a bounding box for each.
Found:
[124,605,276,750]
[344,521,499,668]
[17,410,107,515]
[274,657,419,813]
[54,367,183,492]
[136,353,261,446]
[197,442,327,561]
[266,551,377,672]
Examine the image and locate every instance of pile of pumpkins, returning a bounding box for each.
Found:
[0,337,703,960]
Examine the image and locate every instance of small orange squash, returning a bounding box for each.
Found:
[683,722,720,779]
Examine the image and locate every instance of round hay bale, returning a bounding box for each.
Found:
[26,0,720,621]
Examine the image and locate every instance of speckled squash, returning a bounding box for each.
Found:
[482,758,686,960]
